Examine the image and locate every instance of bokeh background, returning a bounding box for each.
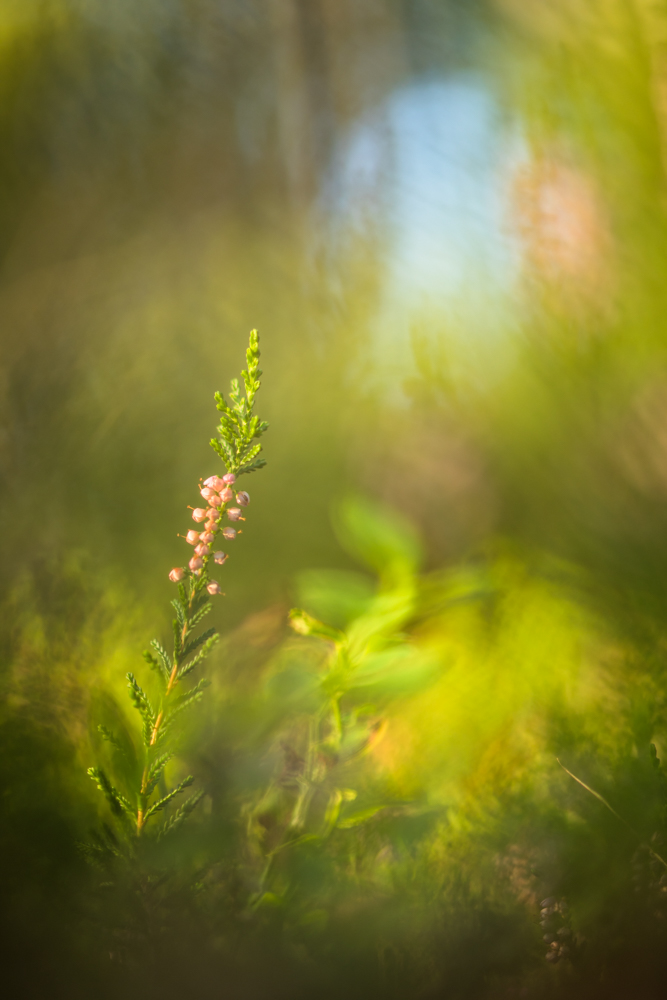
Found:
[4,1,667,997]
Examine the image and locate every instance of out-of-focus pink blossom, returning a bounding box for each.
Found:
[222,527,236,540]
[207,580,222,595]
[200,531,215,544]
[189,556,203,571]
[195,543,209,557]
[209,495,223,508]
[512,158,612,310]
[205,508,218,519]
[227,507,243,521]
[192,508,207,522]
[220,487,234,502]
[205,520,217,533]
[200,487,216,501]
[169,567,185,582]
[213,551,227,564]
[186,530,200,545]
[236,491,250,506]
[222,473,236,484]
[204,475,226,491]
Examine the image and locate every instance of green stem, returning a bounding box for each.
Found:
[557,758,667,870]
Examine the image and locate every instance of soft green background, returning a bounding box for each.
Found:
[4,2,667,998]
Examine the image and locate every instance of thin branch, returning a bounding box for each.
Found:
[557,758,667,870]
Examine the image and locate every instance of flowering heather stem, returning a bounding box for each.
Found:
[86,331,269,849]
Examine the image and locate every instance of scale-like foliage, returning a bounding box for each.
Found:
[181,626,216,661]
[142,648,169,685]
[143,776,195,821]
[211,329,269,476]
[143,751,174,797]
[177,634,219,680]
[87,767,134,818]
[159,792,204,840]
[87,331,268,843]
[97,725,126,757]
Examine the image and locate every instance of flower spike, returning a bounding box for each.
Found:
[87,330,268,845]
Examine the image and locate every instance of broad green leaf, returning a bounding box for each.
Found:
[332,496,422,577]
[295,569,376,629]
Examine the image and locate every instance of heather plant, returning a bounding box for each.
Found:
[86,330,268,857]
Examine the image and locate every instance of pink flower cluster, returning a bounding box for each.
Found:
[168,472,251,595]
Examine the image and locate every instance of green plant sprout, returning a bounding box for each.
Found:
[246,499,434,905]
[86,330,268,846]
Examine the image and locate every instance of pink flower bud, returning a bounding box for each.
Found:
[194,543,209,557]
[222,473,236,484]
[192,508,207,522]
[203,475,226,491]
[189,556,203,571]
[205,520,218,533]
[200,531,215,544]
[227,507,243,521]
[213,551,227,565]
[200,487,216,501]
[209,494,223,508]
[186,530,200,545]
[207,580,222,595]
[222,527,236,540]
[205,508,218,519]
[236,491,250,506]
[169,567,185,582]
[220,487,234,502]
